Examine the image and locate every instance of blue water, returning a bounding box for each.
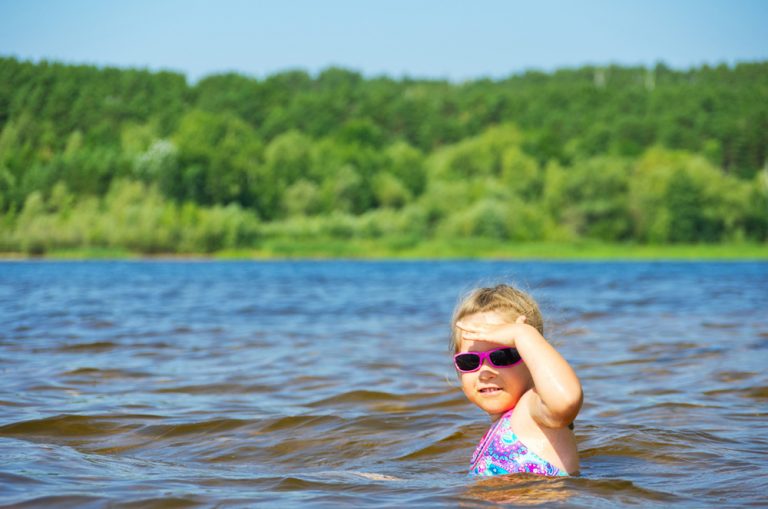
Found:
[1,261,767,507]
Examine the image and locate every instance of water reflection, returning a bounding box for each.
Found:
[460,476,573,506]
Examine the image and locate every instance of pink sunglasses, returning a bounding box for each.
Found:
[453,347,523,373]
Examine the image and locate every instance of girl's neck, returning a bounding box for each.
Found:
[488,405,515,423]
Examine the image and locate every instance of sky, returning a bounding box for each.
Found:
[1,0,767,82]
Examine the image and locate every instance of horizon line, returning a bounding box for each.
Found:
[3,53,765,85]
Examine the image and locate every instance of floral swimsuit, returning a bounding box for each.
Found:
[469,408,568,477]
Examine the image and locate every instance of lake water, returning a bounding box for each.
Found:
[1,260,767,508]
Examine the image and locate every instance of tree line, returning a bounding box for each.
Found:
[0,56,766,254]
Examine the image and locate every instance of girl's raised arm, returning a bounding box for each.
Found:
[456,316,583,428]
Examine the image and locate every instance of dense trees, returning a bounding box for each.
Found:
[0,56,765,254]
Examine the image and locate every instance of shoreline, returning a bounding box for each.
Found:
[2,240,767,261]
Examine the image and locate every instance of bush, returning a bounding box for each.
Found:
[629,147,753,242]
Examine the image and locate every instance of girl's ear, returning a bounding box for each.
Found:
[515,315,527,324]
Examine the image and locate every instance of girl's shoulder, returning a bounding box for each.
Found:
[510,390,580,473]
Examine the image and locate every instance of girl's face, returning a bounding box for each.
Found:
[456,311,532,421]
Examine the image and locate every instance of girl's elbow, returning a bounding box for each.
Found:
[551,389,583,427]
[565,388,584,423]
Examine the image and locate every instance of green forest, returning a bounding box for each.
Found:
[0,56,766,257]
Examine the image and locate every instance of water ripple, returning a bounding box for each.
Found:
[1,260,767,507]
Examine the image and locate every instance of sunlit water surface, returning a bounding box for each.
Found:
[1,261,767,508]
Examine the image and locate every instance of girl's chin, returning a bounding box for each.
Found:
[480,401,515,416]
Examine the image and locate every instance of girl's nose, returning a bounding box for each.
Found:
[477,359,498,377]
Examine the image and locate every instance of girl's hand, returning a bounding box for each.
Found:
[456,315,529,347]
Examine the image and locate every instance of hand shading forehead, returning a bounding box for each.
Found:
[463,310,512,325]
[458,338,503,353]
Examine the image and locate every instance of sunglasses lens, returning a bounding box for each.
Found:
[454,353,481,372]
[489,348,521,367]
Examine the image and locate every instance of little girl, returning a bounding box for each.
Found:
[451,284,582,477]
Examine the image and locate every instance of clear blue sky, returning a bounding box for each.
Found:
[1,0,766,82]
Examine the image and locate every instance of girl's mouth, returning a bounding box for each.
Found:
[479,387,501,394]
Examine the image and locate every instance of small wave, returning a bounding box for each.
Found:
[580,425,740,467]
[624,341,727,365]
[4,495,111,508]
[273,475,353,492]
[83,319,115,330]
[306,390,403,407]
[396,430,467,460]
[140,417,250,437]
[535,277,567,288]
[560,326,590,337]
[630,341,699,354]
[310,470,405,483]
[580,311,610,320]
[257,414,344,433]
[701,321,739,329]
[0,399,27,407]
[306,388,463,408]
[0,414,161,439]
[627,387,682,396]
[744,386,768,399]
[705,385,768,400]
[0,471,47,487]
[152,383,272,394]
[61,367,150,379]
[567,477,684,503]
[714,370,758,383]
[602,357,653,367]
[56,341,119,352]
[347,471,404,482]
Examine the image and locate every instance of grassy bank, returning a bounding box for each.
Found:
[218,239,768,260]
[4,239,767,260]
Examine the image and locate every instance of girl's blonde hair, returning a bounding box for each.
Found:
[450,284,544,353]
